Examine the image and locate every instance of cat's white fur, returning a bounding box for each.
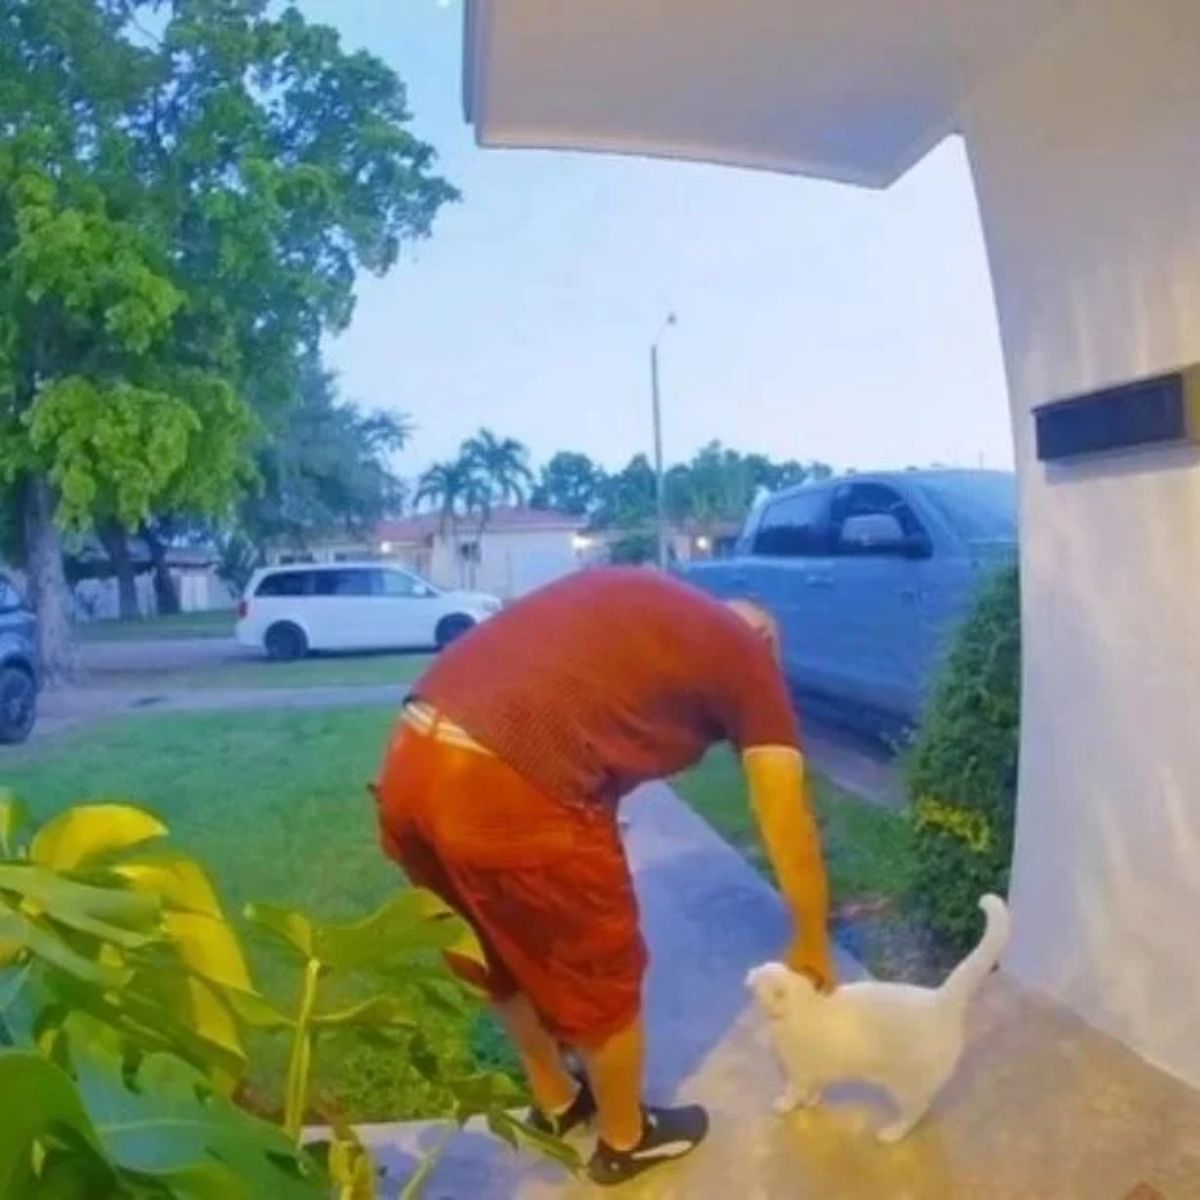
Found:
[746,894,1010,1143]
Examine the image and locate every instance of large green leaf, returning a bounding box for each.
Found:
[243,902,315,960]
[67,1016,326,1200]
[22,965,242,1083]
[0,790,29,858]
[222,987,294,1033]
[117,852,255,1084]
[313,890,481,972]
[0,910,129,989]
[115,850,229,919]
[25,1147,121,1200]
[0,1050,108,1199]
[30,805,167,872]
[486,1109,582,1173]
[0,864,160,946]
[441,1071,581,1172]
[445,1070,526,1126]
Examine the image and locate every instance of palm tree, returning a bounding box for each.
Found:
[414,458,488,587]
[460,430,534,583]
[463,429,534,509]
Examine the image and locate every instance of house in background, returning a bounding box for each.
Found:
[268,506,591,602]
[579,518,744,567]
[68,540,236,621]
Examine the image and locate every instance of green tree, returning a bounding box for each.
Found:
[743,454,831,495]
[674,442,756,530]
[237,358,411,561]
[594,454,657,529]
[0,0,456,680]
[530,451,606,516]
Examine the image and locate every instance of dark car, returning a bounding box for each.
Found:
[682,469,1017,737]
[0,574,39,744]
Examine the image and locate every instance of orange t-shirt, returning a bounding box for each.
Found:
[414,567,800,806]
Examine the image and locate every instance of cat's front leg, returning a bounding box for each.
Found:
[774,1079,819,1115]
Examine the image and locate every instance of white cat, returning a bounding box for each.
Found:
[746,894,1010,1143]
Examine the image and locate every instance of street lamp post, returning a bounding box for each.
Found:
[650,313,676,569]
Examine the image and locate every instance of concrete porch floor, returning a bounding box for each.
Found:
[361,786,1200,1199]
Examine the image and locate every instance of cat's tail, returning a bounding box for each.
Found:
[940,894,1011,1007]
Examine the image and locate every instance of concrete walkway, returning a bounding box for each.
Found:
[349,786,1200,1199]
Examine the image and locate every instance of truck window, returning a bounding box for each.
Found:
[752,490,829,557]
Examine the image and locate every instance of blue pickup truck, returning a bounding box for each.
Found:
[682,469,1017,737]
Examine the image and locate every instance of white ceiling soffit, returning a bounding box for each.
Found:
[463,0,1076,188]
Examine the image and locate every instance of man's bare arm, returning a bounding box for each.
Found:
[742,745,836,989]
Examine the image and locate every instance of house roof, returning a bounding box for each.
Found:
[377,506,587,544]
[463,0,1075,188]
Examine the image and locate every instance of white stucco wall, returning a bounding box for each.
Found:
[961,0,1200,1086]
[474,528,581,599]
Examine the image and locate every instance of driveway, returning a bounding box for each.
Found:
[79,636,253,677]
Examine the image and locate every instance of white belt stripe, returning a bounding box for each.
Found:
[403,702,493,756]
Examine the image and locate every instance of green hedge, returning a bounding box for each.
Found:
[905,566,1021,950]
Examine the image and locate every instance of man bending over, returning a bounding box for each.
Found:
[375,567,833,1187]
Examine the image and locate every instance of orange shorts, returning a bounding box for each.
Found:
[375,716,646,1048]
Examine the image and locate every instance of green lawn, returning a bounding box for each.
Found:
[4,711,917,1120]
[2,705,513,1122]
[164,652,435,691]
[674,747,914,909]
[79,609,236,641]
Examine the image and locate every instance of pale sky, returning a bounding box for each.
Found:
[302,0,1013,478]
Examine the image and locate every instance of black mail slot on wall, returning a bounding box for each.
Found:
[1034,366,1200,462]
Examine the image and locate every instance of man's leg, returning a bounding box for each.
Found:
[581,1011,708,1186]
[579,1016,645,1149]
[493,992,578,1114]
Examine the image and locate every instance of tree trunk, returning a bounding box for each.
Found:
[98,521,139,619]
[22,476,80,685]
[142,525,180,616]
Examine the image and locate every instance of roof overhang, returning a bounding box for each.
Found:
[464,0,1077,188]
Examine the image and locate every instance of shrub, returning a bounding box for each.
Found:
[905,566,1021,950]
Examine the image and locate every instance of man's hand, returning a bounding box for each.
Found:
[786,934,837,993]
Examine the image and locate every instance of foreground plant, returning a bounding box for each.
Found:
[0,795,578,1198]
[0,793,323,1196]
[243,892,580,1195]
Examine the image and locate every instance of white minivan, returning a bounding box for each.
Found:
[236,563,502,660]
